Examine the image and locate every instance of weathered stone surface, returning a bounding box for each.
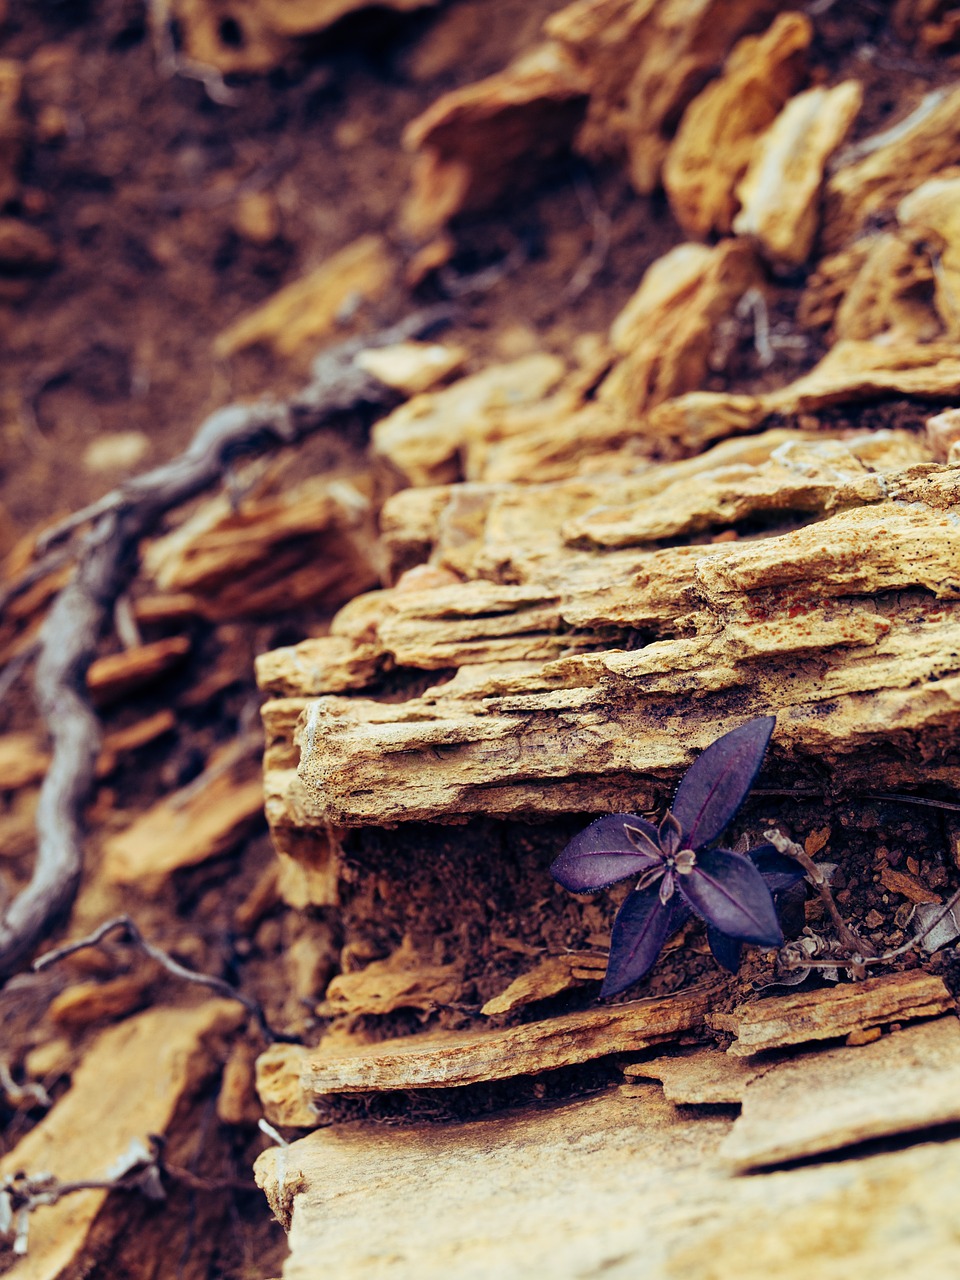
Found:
[257,988,715,1115]
[721,1017,960,1169]
[832,233,940,342]
[213,234,393,358]
[648,338,960,452]
[898,174,960,334]
[370,319,960,480]
[663,11,811,238]
[0,1001,242,1279]
[319,937,463,1020]
[598,239,762,417]
[401,0,784,232]
[255,1084,960,1279]
[733,80,863,265]
[401,42,588,239]
[0,733,51,792]
[623,1046,779,1103]
[372,353,566,486]
[47,970,158,1031]
[144,472,378,620]
[353,341,466,395]
[85,636,191,706]
[926,406,960,461]
[166,0,438,75]
[101,765,264,888]
[480,953,600,1016]
[261,427,960,831]
[708,971,953,1056]
[824,83,960,251]
[546,0,783,193]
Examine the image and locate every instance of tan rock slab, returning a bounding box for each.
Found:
[213,234,393,358]
[546,0,783,194]
[824,82,960,251]
[879,866,941,904]
[926,406,960,461]
[623,1046,781,1104]
[101,768,264,888]
[259,988,715,1115]
[709,970,953,1056]
[401,42,588,239]
[0,733,51,791]
[648,338,960,451]
[372,353,565,487]
[47,970,157,1031]
[95,709,177,778]
[721,1017,960,1170]
[255,1083,960,1279]
[168,0,438,76]
[320,939,463,1019]
[599,239,761,417]
[144,472,378,620]
[663,11,811,238]
[0,1000,242,1279]
[86,636,191,707]
[353,341,466,395]
[306,987,715,1093]
[733,80,862,265]
[480,953,599,1016]
[832,232,940,342]
[898,173,960,334]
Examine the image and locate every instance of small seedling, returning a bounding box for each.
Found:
[551,716,803,997]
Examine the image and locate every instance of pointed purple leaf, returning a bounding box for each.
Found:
[706,926,742,973]
[658,810,683,856]
[550,815,660,892]
[749,844,807,893]
[625,823,662,859]
[600,890,690,998]
[671,716,776,849]
[679,847,782,946]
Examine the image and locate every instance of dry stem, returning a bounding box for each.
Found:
[33,914,292,1042]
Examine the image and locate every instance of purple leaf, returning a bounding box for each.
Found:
[749,844,807,893]
[679,847,782,946]
[706,926,742,973]
[600,890,689,998]
[671,717,776,849]
[550,815,660,892]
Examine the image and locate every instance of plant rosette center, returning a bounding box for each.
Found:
[549,717,807,997]
[627,813,699,904]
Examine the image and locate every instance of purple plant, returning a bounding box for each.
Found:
[551,716,804,997]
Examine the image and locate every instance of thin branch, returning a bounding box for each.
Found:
[33,915,292,1043]
[767,827,960,974]
[869,886,960,962]
[0,1059,52,1110]
[764,827,868,958]
[0,304,451,981]
[565,174,612,301]
[864,792,960,813]
[1,1135,255,1257]
[0,642,39,708]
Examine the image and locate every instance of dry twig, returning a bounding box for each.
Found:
[34,914,293,1043]
[0,307,450,980]
[766,827,960,975]
[0,1135,253,1258]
